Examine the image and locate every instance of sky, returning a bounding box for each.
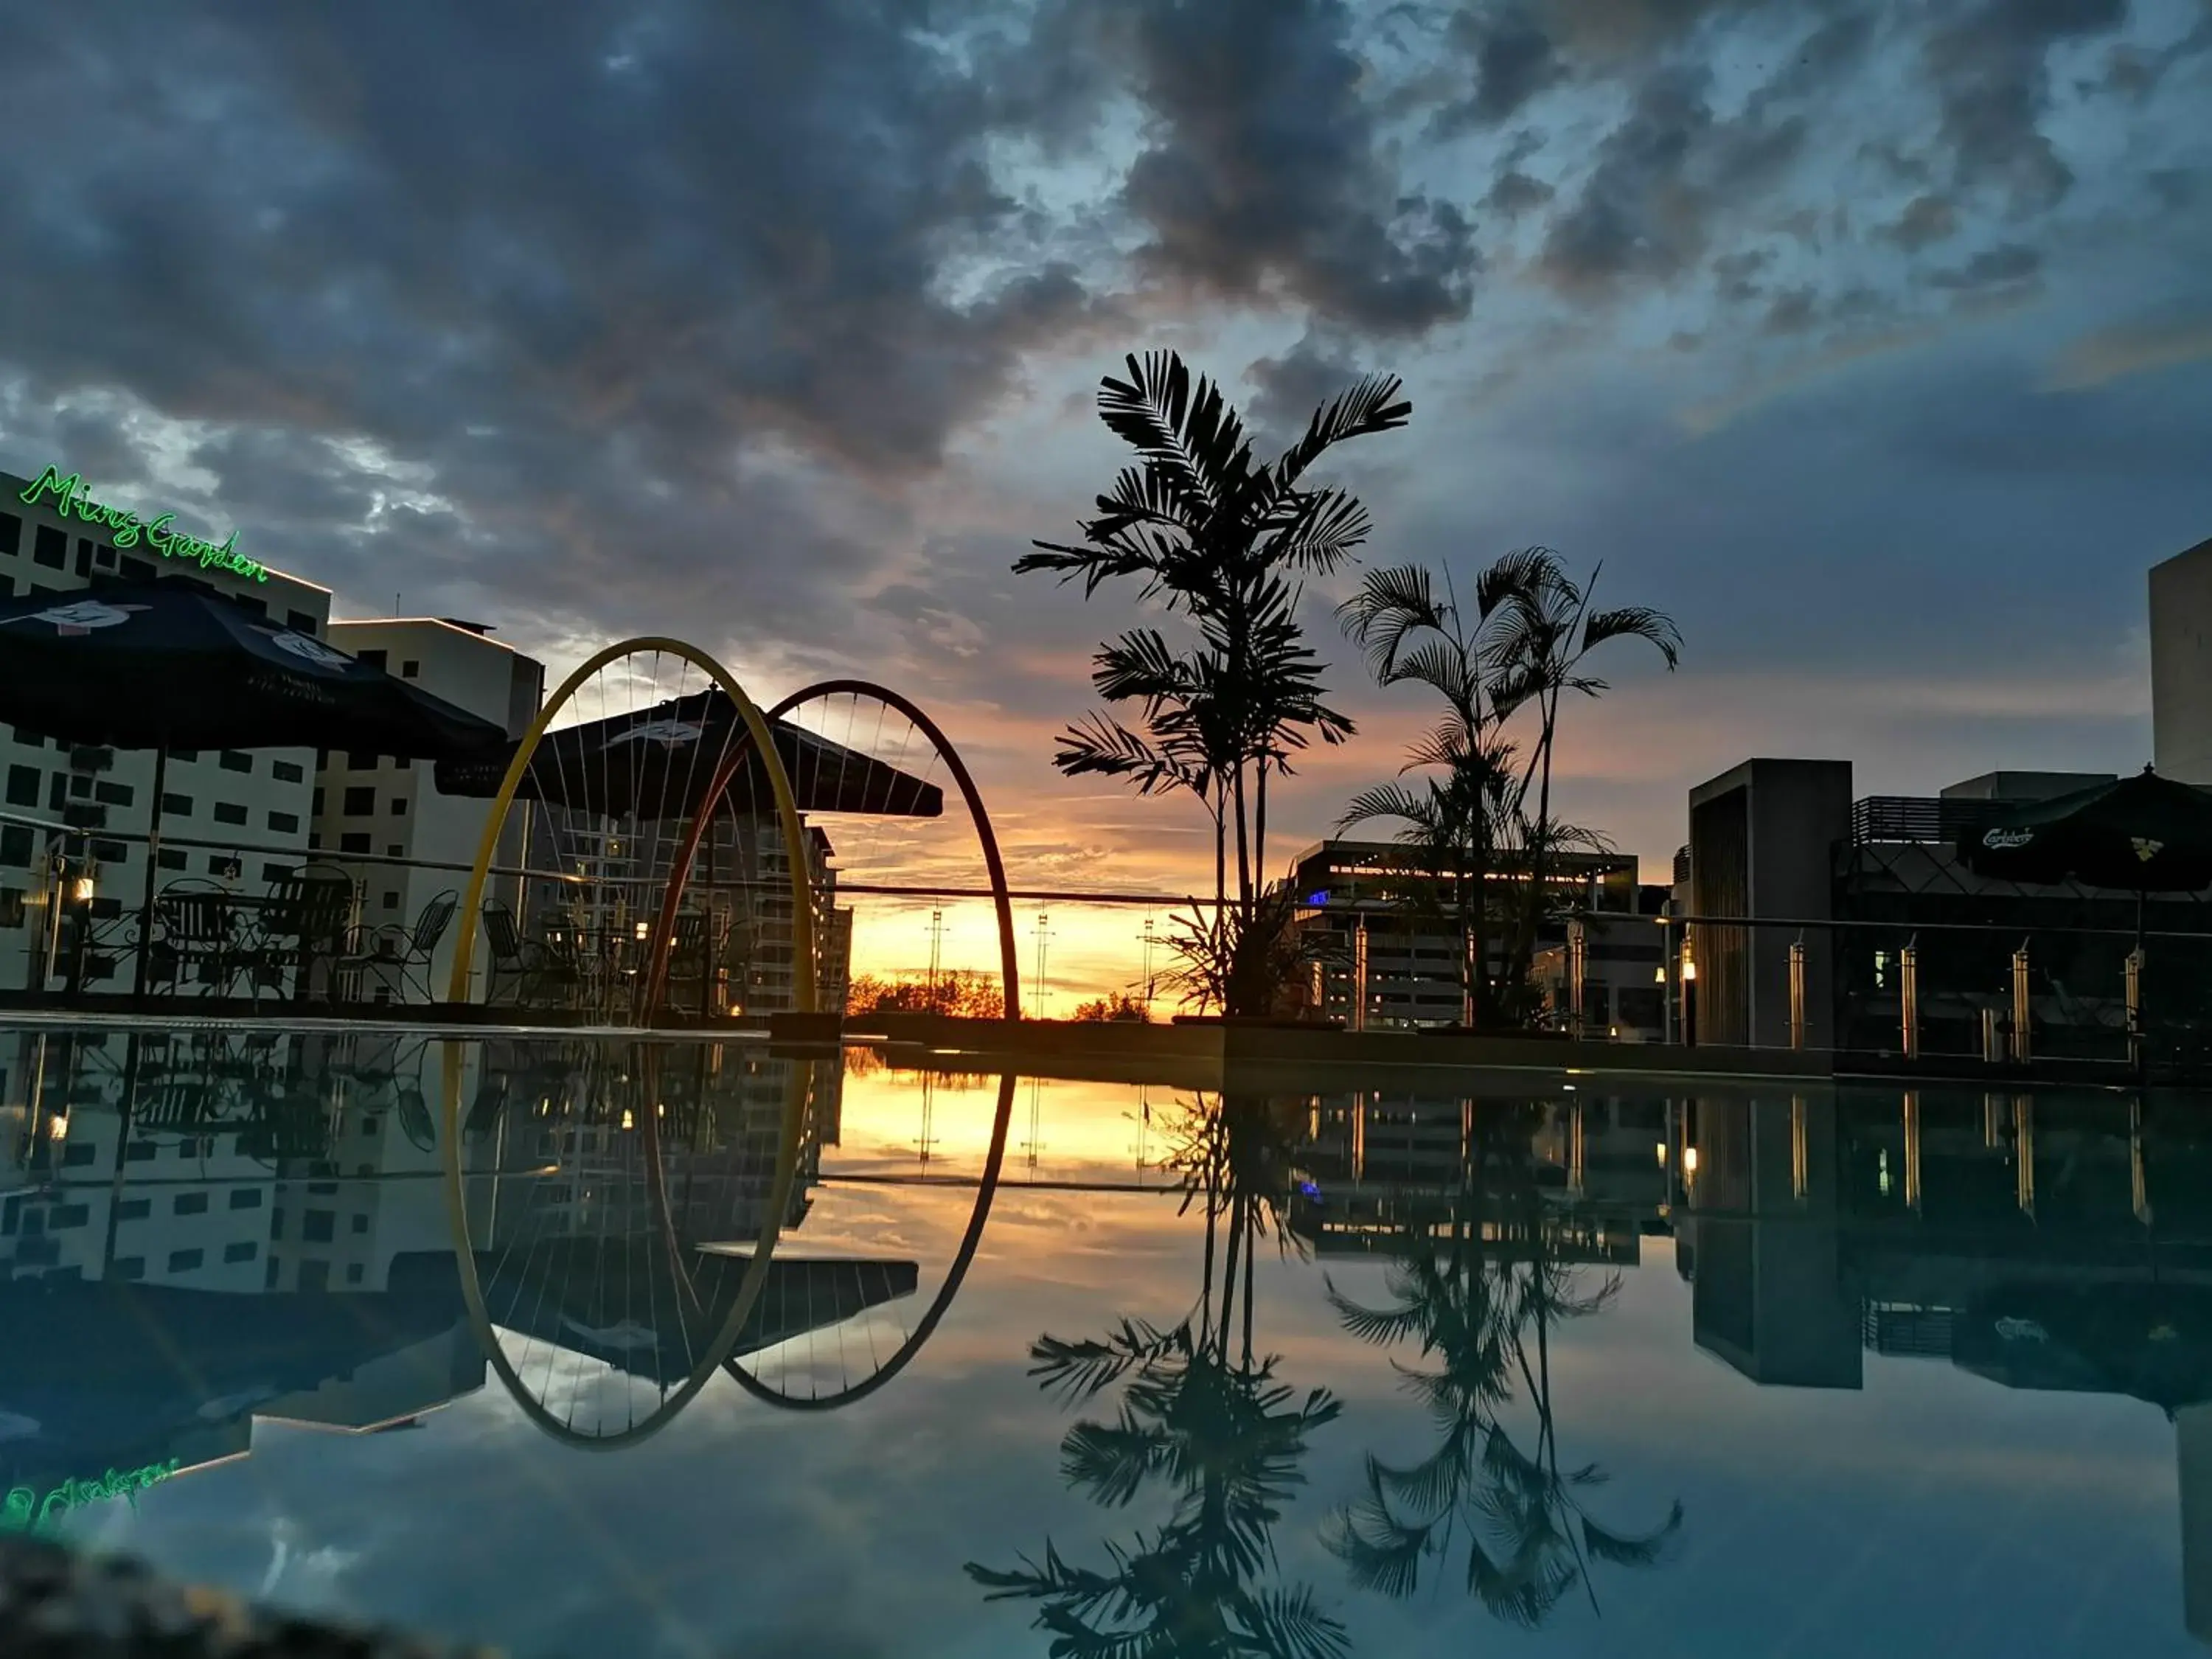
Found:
[4,0,2210,998]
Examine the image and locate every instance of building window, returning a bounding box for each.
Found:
[299,1259,330,1291]
[74,538,94,577]
[167,1248,204,1272]
[342,786,375,815]
[223,1240,258,1264]
[94,782,133,807]
[286,611,318,635]
[156,849,186,870]
[161,792,192,815]
[170,749,198,762]
[347,752,377,771]
[311,787,325,815]
[0,827,29,868]
[124,1144,156,1164]
[346,1263,365,1284]
[390,796,408,816]
[382,891,400,911]
[272,759,305,784]
[302,1209,335,1242]
[229,1186,263,1209]
[4,766,38,807]
[261,862,291,883]
[212,801,247,826]
[173,1191,209,1215]
[63,1141,95,1167]
[0,887,24,927]
[218,751,252,773]
[386,844,402,858]
[0,512,18,555]
[32,526,66,568]
[351,1213,369,1234]
[11,728,41,749]
[339,832,371,855]
[94,544,115,568]
[358,649,387,669]
[114,1256,145,1281]
[402,661,420,678]
[46,774,64,811]
[120,555,154,582]
[268,811,299,834]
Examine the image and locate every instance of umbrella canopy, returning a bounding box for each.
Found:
[1955,766,2212,894]
[434,686,943,820]
[0,582,507,759]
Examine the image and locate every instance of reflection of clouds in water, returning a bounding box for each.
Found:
[257,1516,360,1602]
[0,1410,38,1442]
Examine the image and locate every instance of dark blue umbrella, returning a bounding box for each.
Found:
[0,581,509,995]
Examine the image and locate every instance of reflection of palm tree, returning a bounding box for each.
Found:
[967,1096,1350,1656]
[1326,1105,1680,1624]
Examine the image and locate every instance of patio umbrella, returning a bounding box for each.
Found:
[0,581,510,993]
[1957,765,2212,942]
[432,686,944,821]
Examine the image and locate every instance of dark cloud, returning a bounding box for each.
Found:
[1880,193,1961,253]
[1483,169,1558,218]
[1117,0,1480,335]
[1921,0,2129,215]
[1436,4,1566,130]
[0,0,1112,641]
[1928,243,2044,291]
[1712,248,1774,305]
[1537,65,1728,291]
[1245,331,1368,448]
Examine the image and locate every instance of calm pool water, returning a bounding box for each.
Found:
[4,1026,2208,1656]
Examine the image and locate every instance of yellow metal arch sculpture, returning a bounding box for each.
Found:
[442,634,818,1013]
[438,637,821,1447]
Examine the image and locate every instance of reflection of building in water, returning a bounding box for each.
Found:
[1678,1086,2212,1646]
[1,1032,902,1498]
[1287,1088,1671,1266]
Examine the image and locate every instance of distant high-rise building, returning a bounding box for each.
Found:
[2153,538,2212,785]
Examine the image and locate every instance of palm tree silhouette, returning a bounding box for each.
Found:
[1324,1102,1681,1625]
[1021,352,1408,1014]
[967,1095,1352,1656]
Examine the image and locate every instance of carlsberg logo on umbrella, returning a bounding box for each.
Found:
[17,464,270,584]
[1983,827,2036,850]
[2134,837,2165,862]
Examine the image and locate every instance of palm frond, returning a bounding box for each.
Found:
[1580,1501,1684,1568]
[1269,372,1413,496]
[1581,605,1682,669]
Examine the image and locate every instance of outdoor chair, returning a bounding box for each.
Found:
[340,890,459,1006]
[244,867,358,1004]
[483,899,578,1007]
[150,881,246,998]
[645,908,718,1018]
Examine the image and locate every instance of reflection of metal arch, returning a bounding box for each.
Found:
[440,1043,818,1448]
[724,1070,1016,1410]
[641,677,1019,1023]
[439,636,818,1447]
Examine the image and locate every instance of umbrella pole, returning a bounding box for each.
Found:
[131,745,167,1002]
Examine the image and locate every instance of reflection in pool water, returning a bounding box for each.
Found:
[2,1026,2210,1655]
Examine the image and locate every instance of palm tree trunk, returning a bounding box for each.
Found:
[1253,759,1269,897]
[1217,1193,1246,1363]
[1232,762,1252,916]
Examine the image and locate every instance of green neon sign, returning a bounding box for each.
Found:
[17,465,269,585]
[1,1458,182,1533]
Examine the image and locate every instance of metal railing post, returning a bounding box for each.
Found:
[1787,933,1806,1051]
[1568,917,1587,1040]
[1899,936,1919,1058]
[2125,947,2144,1070]
[1902,1090,1923,1213]
[2011,939,2033,1064]
[1981,1006,2003,1065]
[1352,915,1369,1034]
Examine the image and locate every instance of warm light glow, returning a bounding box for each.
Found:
[1654,964,1667,984]
[1654,1141,1666,1166]
[633,920,650,940]
[1683,1146,1700,1174]
[47,1113,68,1142]
[619,1107,635,1130]
[71,874,94,903]
[1680,959,1697,982]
